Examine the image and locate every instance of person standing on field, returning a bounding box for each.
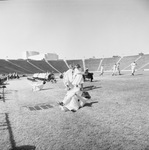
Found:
[131,61,137,75]
[116,63,121,75]
[112,64,117,76]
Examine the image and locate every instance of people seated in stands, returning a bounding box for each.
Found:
[58,64,90,112]
[83,68,93,82]
[100,65,104,76]
[131,61,137,75]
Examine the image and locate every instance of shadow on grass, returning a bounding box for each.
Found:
[135,73,143,76]
[4,113,16,149]
[144,145,149,150]
[92,80,101,82]
[10,145,36,150]
[83,85,101,92]
[84,80,100,83]
[3,113,36,150]
[84,101,98,107]
[41,88,53,91]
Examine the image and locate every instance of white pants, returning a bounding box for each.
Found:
[131,67,135,74]
[62,87,87,111]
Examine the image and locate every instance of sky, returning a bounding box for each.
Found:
[0,0,149,59]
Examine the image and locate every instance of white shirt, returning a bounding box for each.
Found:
[72,68,84,87]
[131,63,136,69]
[113,64,117,71]
[63,69,73,87]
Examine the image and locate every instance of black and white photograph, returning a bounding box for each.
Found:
[0,0,149,150]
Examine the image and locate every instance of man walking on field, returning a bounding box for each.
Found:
[131,61,137,75]
[116,63,121,75]
[112,64,117,76]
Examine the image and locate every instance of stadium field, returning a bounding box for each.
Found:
[1,71,149,150]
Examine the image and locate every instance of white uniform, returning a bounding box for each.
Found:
[63,68,73,90]
[112,64,117,76]
[100,66,104,76]
[62,68,87,111]
[116,63,121,75]
[131,62,137,75]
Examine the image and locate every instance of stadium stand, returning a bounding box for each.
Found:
[1,54,149,75]
[28,59,59,73]
[8,59,40,74]
[143,63,149,70]
[0,59,30,74]
[0,65,13,74]
[48,60,68,73]
[99,56,120,71]
[133,54,149,70]
[118,55,140,70]
[66,59,84,71]
[84,58,102,71]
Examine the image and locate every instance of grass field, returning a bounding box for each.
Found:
[1,71,149,150]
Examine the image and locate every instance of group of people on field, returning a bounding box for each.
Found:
[58,64,90,112]
[99,63,121,76]
[8,72,20,79]
[99,61,137,76]
[112,63,121,76]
